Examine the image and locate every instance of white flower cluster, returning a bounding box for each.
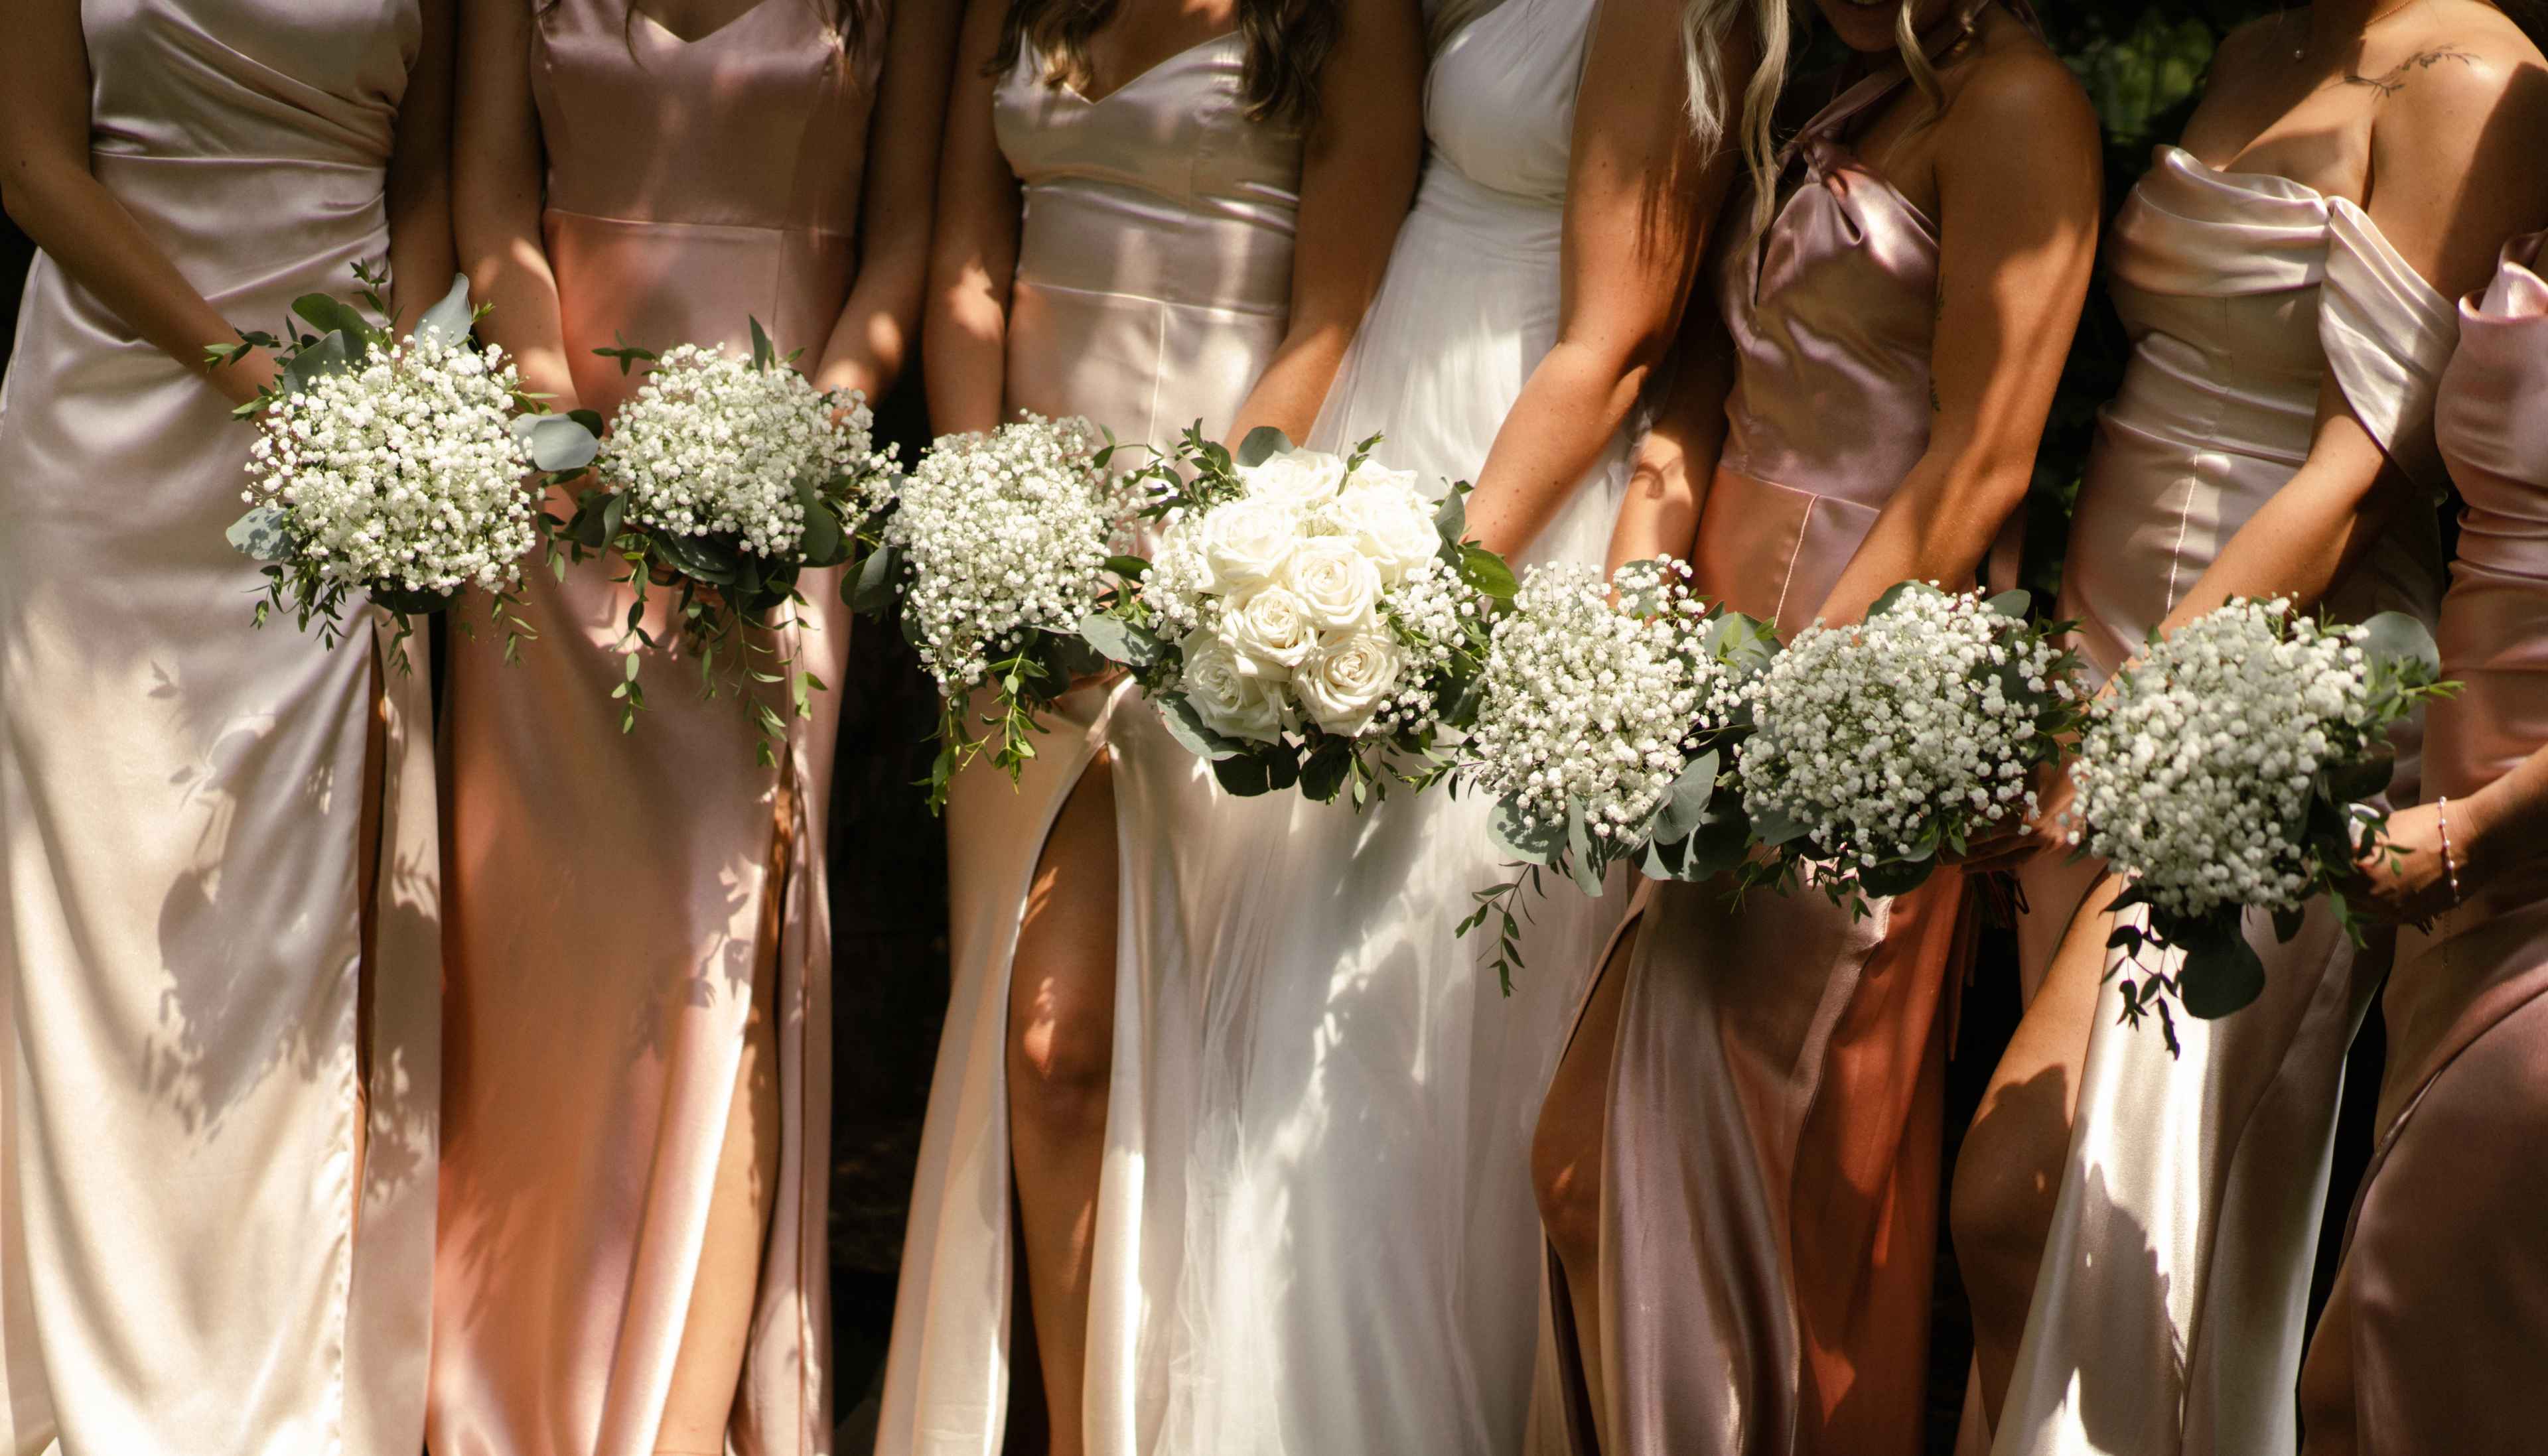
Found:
[595,343,881,559]
[1466,560,1736,840]
[1740,586,2068,868]
[1141,448,1472,744]
[2070,598,2372,918]
[886,415,1135,692]
[245,331,537,597]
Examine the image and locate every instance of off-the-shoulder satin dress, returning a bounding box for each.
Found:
[1989,148,2456,1456]
[2297,232,2548,1455]
[432,2,879,1450]
[876,35,1302,1456]
[1527,40,1987,1456]
[0,1,440,1451]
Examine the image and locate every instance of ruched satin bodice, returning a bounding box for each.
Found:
[534,0,876,415]
[1697,99,1941,633]
[1414,0,1582,238]
[2061,147,2457,681]
[995,36,1301,446]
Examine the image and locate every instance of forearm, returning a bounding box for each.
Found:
[1228,323,1353,447]
[812,248,926,403]
[1466,338,1655,559]
[458,207,577,411]
[922,278,1009,436]
[5,161,277,406]
[1814,450,2030,624]
[383,165,455,340]
[2157,460,2409,637]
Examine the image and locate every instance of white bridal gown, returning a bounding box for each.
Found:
[1149,1,1628,1451]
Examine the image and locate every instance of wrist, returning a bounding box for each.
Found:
[208,346,281,410]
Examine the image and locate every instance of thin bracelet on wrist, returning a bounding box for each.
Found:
[2437,795,2464,907]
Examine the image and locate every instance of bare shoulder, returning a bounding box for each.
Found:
[2208,10,2300,87]
[2366,3,2548,163]
[1941,32,2099,155]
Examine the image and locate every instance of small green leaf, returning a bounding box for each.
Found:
[1650,750,1721,844]
[1103,555,1153,582]
[748,316,776,371]
[1433,486,1468,548]
[226,505,294,563]
[1235,426,1294,468]
[1459,544,1520,601]
[1983,588,2033,620]
[1750,801,1813,847]
[415,274,475,344]
[1213,753,1275,797]
[2176,925,2266,1020]
[281,330,357,392]
[291,293,374,346]
[517,413,601,472]
[1077,613,1165,669]
[850,545,901,614]
[1565,801,1605,899]
[796,481,847,567]
[2358,610,2441,676]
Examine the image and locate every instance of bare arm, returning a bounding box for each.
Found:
[0,0,282,405]
[2150,46,2548,638]
[382,0,458,336]
[810,0,965,401]
[1225,0,1424,445]
[922,0,1024,435]
[453,0,575,410]
[1460,0,1738,559]
[1602,297,1734,579]
[1811,53,2101,624]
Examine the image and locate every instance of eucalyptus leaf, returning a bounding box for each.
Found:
[1867,580,1934,619]
[2176,925,2267,1020]
[1675,801,1752,881]
[1565,801,1604,898]
[415,274,476,344]
[1983,588,2033,620]
[1433,487,1467,548]
[1103,555,1152,582]
[1159,695,1246,762]
[749,316,776,371]
[656,532,743,586]
[1705,610,1781,677]
[521,414,601,473]
[2358,610,2442,676]
[281,331,356,393]
[1298,740,1353,803]
[226,505,294,563]
[1488,797,1563,864]
[1650,750,1721,844]
[1750,801,1813,847]
[1078,612,1165,669]
[796,481,847,567]
[291,294,374,347]
[1857,854,1935,900]
[1213,753,1275,797]
[1459,544,1519,602]
[1235,426,1294,468]
[850,545,900,614]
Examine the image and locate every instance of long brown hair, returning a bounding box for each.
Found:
[993,0,1344,129]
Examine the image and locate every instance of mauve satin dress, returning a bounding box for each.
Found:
[1987,149,2456,1456]
[0,2,440,1452]
[432,3,877,1451]
[1527,51,1985,1456]
[875,37,1299,1456]
[2296,232,2548,1455]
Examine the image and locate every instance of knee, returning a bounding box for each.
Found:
[1007,967,1113,1140]
[1531,1105,1604,1278]
[1948,1118,2062,1317]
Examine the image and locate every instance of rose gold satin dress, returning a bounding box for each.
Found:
[875,37,1300,1456]
[1527,56,1981,1456]
[2296,232,2548,1455]
[433,3,878,1451]
[1988,150,2456,1456]
[0,3,440,1452]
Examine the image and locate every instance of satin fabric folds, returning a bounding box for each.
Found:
[0,3,439,1453]
[433,4,879,1452]
[2297,233,2548,1455]
[876,37,1300,1456]
[1991,149,2456,1456]
[1529,48,1978,1456]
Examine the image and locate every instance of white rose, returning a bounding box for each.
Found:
[1295,628,1407,737]
[1240,448,1348,506]
[1179,629,1290,744]
[1284,537,1383,631]
[1198,496,1302,593]
[1316,476,1441,585]
[1220,584,1316,677]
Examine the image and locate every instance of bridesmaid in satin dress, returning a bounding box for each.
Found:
[1951,6,2548,1452]
[0,1,452,1451]
[878,3,1420,1453]
[2299,228,2548,1454]
[432,1,960,1451]
[1525,3,2097,1453]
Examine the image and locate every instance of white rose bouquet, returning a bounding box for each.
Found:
[2070,598,2449,1043]
[555,323,892,760]
[849,415,1141,809]
[1737,582,2085,913]
[220,267,589,673]
[1454,559,1775,989]
[1080,426,1513,807]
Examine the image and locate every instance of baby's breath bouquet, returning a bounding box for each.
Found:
[555,324,892,760]
[2072,598,2449,1043]
[1454,559,1775,989]
[1079,427,1513,808]
[1738,582,2086,913]
[847,415,1141,809]
[220,267,589,671]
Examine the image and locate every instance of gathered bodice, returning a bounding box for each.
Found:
[82,0,418,166]
[995,36,1302,324]
[2426,232,2548,817]
[1418,0,1590,232]
[2062,146,2456,682]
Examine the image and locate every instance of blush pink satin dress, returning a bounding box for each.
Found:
[1528,51,1984,1456]
[2297,232,2548,1455]
[1989,151,2456,1456]
[432,3,878,1451]
[876,37,1301,1456]
[0,3,441,1451]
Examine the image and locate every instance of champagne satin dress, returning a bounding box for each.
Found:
[876,37,1301,1456]
[0,3,440,1451]
[2297,232,2548,1455]
[1528,51,1983,1456]
[433,3,878,1451]
[1990,149,2456,1456]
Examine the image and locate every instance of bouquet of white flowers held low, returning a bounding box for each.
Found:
[1078,426,1515,807]
[1454,558,1776,990]
[1738,582,2086,914]
[553,323,892,761]
[2070,598,2450,1046]
[221,266,593,671]
[846,415,1141,809]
